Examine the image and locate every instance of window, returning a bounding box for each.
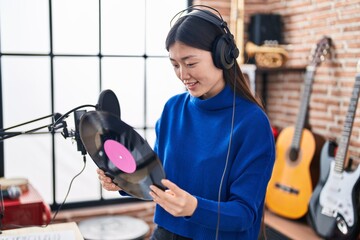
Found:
[0,0,188,208]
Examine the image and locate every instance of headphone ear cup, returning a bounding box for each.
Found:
[212,35,237,70]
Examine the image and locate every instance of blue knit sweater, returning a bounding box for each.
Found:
[153,85,275,239]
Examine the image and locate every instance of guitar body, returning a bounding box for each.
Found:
[308,61,360,239]
[266,126,324,219]
[308,141,360,239]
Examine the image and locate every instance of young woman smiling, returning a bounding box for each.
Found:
[97,5,275,240]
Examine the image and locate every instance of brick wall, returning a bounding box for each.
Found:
[194,0,360,164]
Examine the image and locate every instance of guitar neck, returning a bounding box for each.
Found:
[290,36,331,150]
[291,65,316,149]
[335,72,360,172]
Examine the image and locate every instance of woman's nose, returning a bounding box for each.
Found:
[179,66,190,81]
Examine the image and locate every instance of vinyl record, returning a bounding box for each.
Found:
[79,110,166,200]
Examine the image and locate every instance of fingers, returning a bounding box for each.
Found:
[149,179,175,201]
[96,168,121,191]
[149,179,197,217]
[102,181,121,191]
[97,169,111,183]
[161,179,179,193]
[96,168,104,175]
[149,184,175,215]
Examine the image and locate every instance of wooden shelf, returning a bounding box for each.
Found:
[240,65,307,107]
[256,65,307,73]
[264,210,321,240]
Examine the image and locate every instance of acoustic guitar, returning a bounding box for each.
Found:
[308,60,360,239]
[265,36,331,219]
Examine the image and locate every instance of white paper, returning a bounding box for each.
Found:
[0,230,76,240]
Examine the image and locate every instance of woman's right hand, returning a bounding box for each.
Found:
[96,169,121,191]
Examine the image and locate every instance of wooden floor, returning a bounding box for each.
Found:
[264,210,321,240]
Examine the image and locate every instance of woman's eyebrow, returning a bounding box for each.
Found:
[169,55,197,61]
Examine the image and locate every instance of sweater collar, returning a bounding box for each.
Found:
[189,85,237,111]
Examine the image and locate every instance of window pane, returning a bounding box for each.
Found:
[146,0,187,56]
[2,56,53,202]
[101,0,145,55]
[5,135,53,202]
[54,134,101,203]
[101,57,145,128]
[0,0,189,206]
[53,57,99,111]
[145,128,156,149]
[53,57,100,202]
[0,0,50,53]
[52,0,99,54]
[146,58,185,127]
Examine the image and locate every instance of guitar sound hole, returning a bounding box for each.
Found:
[289,148,299,161]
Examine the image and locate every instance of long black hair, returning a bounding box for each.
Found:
[165,11,264,110]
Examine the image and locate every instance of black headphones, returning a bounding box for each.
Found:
[171,5,240,70]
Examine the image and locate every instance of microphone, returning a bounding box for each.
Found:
[1,186,21,200]
[48,112,69,133]
[96,89,121,118]
[73,110,87,155]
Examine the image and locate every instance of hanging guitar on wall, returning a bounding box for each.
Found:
[308,60,360,239]
[265,36,332,219]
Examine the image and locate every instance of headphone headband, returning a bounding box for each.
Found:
[170,5,224,27]
[188,10,228,32]
[170,5,239,70]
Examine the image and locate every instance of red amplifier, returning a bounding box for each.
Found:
[1,183,51,229]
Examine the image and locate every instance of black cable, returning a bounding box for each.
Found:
[216,64,237,239]
[52,104,96,127]
[47,155,87,226]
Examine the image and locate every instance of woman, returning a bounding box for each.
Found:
[98,6,275,240]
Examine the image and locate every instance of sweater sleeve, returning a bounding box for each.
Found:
[184,109,275,231]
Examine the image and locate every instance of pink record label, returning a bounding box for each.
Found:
[104,139,136,173]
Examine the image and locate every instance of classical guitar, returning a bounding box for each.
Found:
[265,36,331,219]
[308,60,360,239]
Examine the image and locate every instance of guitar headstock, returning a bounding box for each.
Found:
[309,36,332,66]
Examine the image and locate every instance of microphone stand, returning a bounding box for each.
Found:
[0,113,64,142]
[0,104,96,154]
[1,114,53,131]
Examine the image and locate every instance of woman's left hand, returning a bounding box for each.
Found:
[150,179,198,217]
